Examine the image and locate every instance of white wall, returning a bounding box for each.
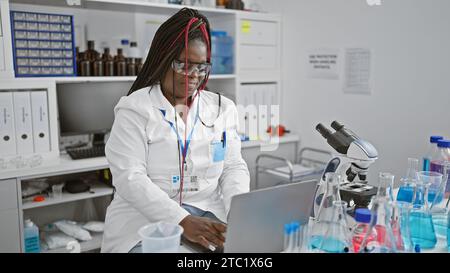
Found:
[259,0,450,185]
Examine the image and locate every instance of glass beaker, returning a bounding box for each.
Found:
[376,172,395,201]
[417,171,443,207]
[409,179,437,249]
[360,196,397,253]
[391,201,414,252]
[138,222,184,253]
[397,158,419,203]
[309,200,352,253]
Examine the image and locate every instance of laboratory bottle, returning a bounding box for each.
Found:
[126,57,136,76]
[430,140,450,199]
[102,47,114,76]
[423,136,443,171]
[114,48,127,76]
[283,223,292,252]
[376,172,394,201]
[313,172,341,220]
[135,58,143,75]
[309,200,352,253]
[85,40,99,61]
[24,219,40,253]
[79,52,91,76]
[120,39,130,57]
[75,47,81,76]
[397,158,419,203]
[359,196,397,253]
[93,55,104,76]
[351,208,377,253]
[409,178,437,249]
[128,41,141,59]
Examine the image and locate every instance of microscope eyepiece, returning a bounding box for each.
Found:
[316,123,332,139]
[331,121,344,131]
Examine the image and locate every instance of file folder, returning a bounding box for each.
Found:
[30,91,50,153]
[13,91,34,154]
[0,92,17,156]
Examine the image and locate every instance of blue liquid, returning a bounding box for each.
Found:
[428,190,443,205]
[447,227,450,250]
[423,157,430,171]
[397,186,414,203]
[410,211,437,249]
[310,235,348,253]
[432,215,448,238]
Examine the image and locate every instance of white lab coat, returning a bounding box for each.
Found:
[101,85,250,253]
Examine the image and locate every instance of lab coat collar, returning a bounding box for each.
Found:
[150,85,200,129]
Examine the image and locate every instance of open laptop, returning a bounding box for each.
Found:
[181,179,318,253]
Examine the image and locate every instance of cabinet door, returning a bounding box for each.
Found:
[240,20,277,46]
[0,209,21,252]
[240,45,277,70]
[0,179,18,210]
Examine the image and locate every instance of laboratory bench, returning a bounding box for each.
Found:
[0,134,300,253]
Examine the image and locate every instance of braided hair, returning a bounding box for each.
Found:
[128,8,211,96]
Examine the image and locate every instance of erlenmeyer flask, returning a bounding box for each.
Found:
[309,200,352,253]
[397,158,419,203]
[313,173,341,221]
[410,174,437,249]
[391,201,414,252]
[360,196,397,253]
[313,172,342,218]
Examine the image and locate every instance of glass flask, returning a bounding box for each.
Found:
[376,172,395,201]
[309,200,352,253]
[391,201,414,252]
[397,158,419,203]
[409,176,437,249]
[359,196,397,253]
[313,173,341,220]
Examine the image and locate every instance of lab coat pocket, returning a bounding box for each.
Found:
[206,140,225,179]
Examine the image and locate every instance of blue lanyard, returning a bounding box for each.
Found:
[159,108,199,159]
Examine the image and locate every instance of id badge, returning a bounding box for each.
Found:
[171,175,199,193]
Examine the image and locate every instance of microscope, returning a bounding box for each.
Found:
[313,121,379,216]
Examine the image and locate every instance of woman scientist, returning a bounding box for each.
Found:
[101,8,250,253]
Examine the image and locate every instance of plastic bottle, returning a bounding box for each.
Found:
[423,136,444,171]
[430,140,450,199]
[211,30,233,74]
[351,208,377,253]
[24,219,40,253]
[120,39,130,57]
[128,41,141,59]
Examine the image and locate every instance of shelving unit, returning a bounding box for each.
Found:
[0,0,283,253]
[22,182,113,210]
[42,232,103,253]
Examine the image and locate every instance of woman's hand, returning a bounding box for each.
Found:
[179,215,227,249]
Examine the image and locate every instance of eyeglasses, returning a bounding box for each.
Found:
[171,59,211,77]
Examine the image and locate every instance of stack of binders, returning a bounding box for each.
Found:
[0,90,50,159]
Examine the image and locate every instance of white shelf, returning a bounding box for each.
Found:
[51,74,235,84]
[22,182,113,210]
[0,154,108,180]
[42,232,103,253]
[10,0,259,16]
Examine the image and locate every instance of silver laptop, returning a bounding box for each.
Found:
[223,180,318,253]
